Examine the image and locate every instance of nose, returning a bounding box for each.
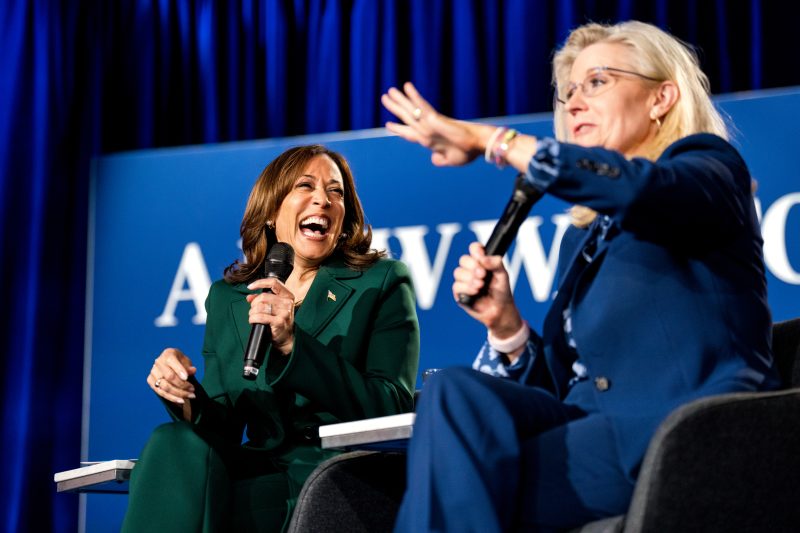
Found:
[312,187,331,207]
[564,91,586,117]
[566,89,587,113]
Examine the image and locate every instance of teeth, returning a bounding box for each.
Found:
[301,216,329,228]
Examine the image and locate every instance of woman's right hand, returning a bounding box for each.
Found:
[452,242,524,338]
[148,348,197,406]
[381,82,494,167]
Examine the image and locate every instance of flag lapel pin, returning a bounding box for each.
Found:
[327,290,337,302]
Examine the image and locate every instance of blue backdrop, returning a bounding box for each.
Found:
[3,1,800,531]
[80,88,800,531]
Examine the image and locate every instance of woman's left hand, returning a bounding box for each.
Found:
[246,278,296,355]
[381,82,491,166]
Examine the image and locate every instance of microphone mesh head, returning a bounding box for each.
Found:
[265,242,295,282]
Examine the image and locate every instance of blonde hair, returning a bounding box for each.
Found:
[552,21,729,225]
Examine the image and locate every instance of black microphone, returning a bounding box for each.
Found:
[243,242,295,380]
[457,173,544,307]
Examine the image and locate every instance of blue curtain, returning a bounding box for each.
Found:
[0,0,796,530]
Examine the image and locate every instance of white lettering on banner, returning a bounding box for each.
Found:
[762,192,800,284]
[372,216,570,308]
[386,224,461,310]
[157,200,798,327]
[470,214,571,302]
[154,242,212,327]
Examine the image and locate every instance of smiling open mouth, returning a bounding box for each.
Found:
[299,216,330,238]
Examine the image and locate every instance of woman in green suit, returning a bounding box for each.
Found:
[122,145,420,532]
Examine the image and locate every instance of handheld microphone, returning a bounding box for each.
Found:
[243,242,295,380]
[457,173,544,307]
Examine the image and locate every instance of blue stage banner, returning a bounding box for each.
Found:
[81,87,800,530]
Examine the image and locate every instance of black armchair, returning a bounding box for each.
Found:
[575,317,800,533]
[288,318,800,533]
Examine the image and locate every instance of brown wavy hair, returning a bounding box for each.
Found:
[224,144,385,284]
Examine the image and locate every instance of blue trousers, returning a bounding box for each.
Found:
[394,367,634,532]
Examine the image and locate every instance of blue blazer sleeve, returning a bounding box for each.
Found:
[532,134,756,247]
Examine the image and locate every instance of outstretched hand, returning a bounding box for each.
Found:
[381,82,489,167]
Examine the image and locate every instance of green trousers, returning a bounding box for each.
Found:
[121,421,337,532]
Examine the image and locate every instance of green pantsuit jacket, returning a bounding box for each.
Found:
[122,257,420,532]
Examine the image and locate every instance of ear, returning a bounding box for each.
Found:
[650,81,679,121]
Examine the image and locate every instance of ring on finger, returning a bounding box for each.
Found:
[155,378,163,388]
[266,303,273,315]
[412,107,422,120]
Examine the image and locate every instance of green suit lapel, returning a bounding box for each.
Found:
[296,263,360,337]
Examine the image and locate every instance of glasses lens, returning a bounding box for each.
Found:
[561,83,577,103]
[583,72,613,98]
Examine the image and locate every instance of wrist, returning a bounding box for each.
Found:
[473,123,506,156]
[274,333,294,356]
[487,319,529,354]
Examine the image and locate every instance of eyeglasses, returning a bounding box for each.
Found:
[554,66,661,105]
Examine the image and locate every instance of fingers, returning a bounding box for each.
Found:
[385,121,428,146]
[247,277,293,295]
[381,83,438,128]
[247,295,295,325]
[469,242,504,271]
[431,152,449,167]
[403,82,434,115]
[246,281,296,354]
[381,90,415,125]
[452,242,510,300]
[452,246,486,298]
[150,348,196,404]
[247,279,294,322]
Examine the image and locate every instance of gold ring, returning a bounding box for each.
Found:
[155,378,163,388]
[266,303,273,315]
[412,107,422,120]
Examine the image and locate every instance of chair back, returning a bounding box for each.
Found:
[287,450,406,533]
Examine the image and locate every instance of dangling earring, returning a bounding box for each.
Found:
[651,111,662,130]
[338,232,349,241]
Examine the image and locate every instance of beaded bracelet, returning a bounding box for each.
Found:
[491,128,519,168]
[487,320,530,354]
[484,127,508,164]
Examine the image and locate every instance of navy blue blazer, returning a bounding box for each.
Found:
[523,133,780,478]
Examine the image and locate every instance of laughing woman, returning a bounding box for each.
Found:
[122,145,420,532]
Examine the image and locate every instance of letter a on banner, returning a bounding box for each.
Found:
[154,242,212,327]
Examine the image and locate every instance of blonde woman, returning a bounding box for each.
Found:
[382,21,777,531]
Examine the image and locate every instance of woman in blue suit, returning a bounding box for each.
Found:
[381,20,779,531]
